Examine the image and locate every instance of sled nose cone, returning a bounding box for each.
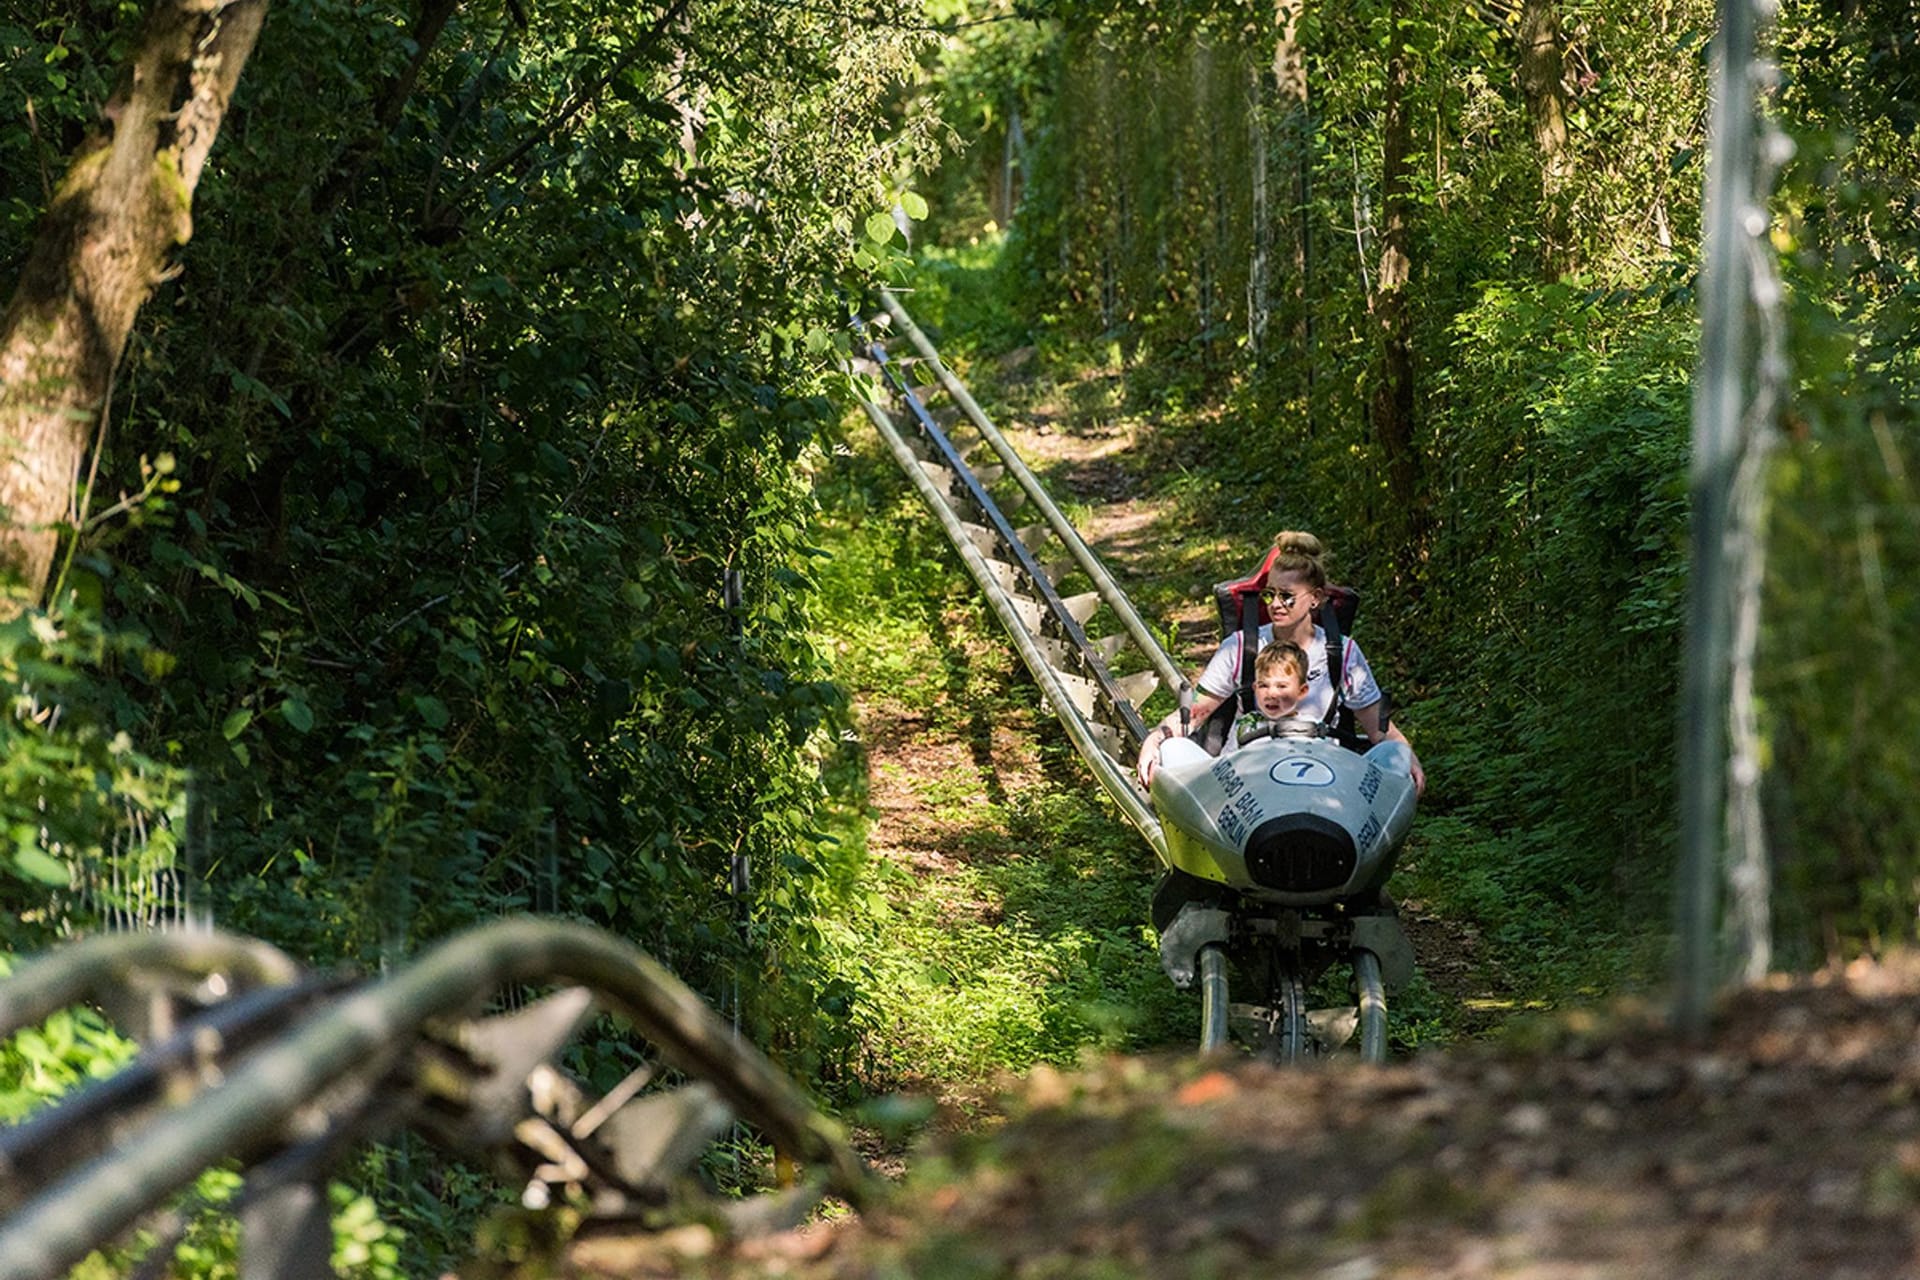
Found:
[1243,813,1356,894]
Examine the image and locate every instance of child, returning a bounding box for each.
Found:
[1139,639,1312,786]
[1232,639,1310,748]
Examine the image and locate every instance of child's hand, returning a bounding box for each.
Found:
[1137,724,1172,788]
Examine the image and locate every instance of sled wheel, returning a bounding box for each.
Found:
[1198,945,1230,1054]
[1354,948,1388,1064]
[1266,962,1310,1064]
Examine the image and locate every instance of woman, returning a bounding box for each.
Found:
[1137,530,1425,792]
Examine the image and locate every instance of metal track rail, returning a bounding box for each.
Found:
[0,922,872,1280]
[852,296,1185,858]
[877,290,1189,705]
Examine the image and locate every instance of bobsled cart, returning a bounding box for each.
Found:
[1148,550,1418,1063]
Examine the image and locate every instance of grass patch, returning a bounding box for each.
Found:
[1393,811,1664,1014]
[810,429,1190,1097]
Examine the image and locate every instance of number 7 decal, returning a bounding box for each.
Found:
[1268,756,1336,787]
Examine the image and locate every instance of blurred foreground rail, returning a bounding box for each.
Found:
[0,918,871,1280]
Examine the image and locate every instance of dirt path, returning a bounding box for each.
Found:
[669,959,1920,1280]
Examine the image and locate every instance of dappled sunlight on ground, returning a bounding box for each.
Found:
[548,956,1920,1279]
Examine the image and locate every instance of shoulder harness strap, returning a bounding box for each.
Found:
[1319,592,1347,727]
[1236,589,1262,715]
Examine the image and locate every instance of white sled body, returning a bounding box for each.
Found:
[1150,731,1417,907]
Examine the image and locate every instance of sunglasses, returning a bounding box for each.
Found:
[1261,588,1304,609]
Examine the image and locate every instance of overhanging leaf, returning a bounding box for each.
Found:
[12,846,69,887]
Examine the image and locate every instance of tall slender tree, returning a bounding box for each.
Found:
[1370,0,1421,545]
[1275,0,1314,408]
[1516,0,1574,275]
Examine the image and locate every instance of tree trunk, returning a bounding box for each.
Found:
[0,0,267,608]
[1274,0,1313,411]
[1273,0,1306,103]
[1248,66,1271,358]
[1371,2,1420,533]
[1517,0,1575,276]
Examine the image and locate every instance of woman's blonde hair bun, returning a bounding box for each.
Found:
[1269,529,1329,588]
[1271,530,1325,560]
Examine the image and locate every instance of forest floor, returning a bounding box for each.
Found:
[533,344,1920,1279]
[565,957,1920,1279]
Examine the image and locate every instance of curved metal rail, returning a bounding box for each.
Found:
[851,295,1184,858]
[0,921,872,1280]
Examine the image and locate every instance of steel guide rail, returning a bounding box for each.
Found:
[850,309,1169,857]
[877,290,1189,707]
[870,339,1150,745]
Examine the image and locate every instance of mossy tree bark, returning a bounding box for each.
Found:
[0,0,267,608]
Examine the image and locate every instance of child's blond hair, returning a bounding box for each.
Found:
[1254,639,1308,683]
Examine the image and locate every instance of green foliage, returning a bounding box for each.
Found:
[0,599,187,948]
[1419,283,1695,912]
[0,971,136,1119]
[1,0,939,1009]
[926,0,1920,980]
[809,435,1187,1090]
[1,0,937,1269]
[913,1,1057,246]
[896,238,1038,362]
[329,1181,406,1278]
[821,780,1187,1085]
[912,0,1720,1003]
[1761,0,1920,960]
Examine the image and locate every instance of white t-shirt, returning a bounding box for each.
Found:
[1196,624,1381,721]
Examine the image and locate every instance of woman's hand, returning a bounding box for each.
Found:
[1356,701,1425,796]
